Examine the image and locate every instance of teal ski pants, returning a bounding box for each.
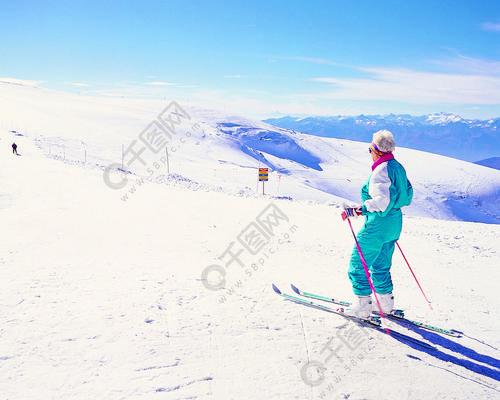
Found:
[348,212,402,296]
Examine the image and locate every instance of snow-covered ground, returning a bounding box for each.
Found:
[1,82,499,399]
[1,125,499,399]
[1,81,499,224]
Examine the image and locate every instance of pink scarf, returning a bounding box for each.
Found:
[372,152,394,171]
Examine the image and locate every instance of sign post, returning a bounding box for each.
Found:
[259,168,269,195]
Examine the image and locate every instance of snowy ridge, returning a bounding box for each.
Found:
[1,82,499,224]
[426,112,464,124]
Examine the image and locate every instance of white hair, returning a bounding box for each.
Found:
[372,130,396,153]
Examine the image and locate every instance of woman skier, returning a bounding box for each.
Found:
[343,130,413,319]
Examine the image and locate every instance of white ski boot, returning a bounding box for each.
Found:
[375,293,394,314]
[346,295,373,319]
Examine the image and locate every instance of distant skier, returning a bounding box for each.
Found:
[12,142,18,155]
[343,130,413,318]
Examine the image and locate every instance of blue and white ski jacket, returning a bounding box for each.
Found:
[360,153,413,218]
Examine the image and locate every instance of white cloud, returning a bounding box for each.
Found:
[272,56,342,66]
[42,54,499,119]
[432,54,500,75]
[144,81,176,86]
[66,82,90,87]
[311,65,500,105]
[481,22,500,32]
[0,77,42,87]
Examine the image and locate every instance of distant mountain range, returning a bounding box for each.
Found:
[264,113,499,162]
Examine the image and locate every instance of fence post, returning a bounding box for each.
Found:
[165,147,170,175]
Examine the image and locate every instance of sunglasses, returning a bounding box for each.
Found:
[369,143,381,154]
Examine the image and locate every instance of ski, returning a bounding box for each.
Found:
[290,284,351,306]
[375,311,462,338]
[273,284,436,350]
[290,284,462,338]
[273,283,381,326]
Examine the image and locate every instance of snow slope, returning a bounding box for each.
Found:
[476,157,500,171]
[1,81,499,224]
[0,130,499,400]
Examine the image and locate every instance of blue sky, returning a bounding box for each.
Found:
[1,0,499,118]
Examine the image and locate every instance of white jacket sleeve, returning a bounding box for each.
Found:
[364,163,392,213]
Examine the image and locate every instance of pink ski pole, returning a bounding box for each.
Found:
[344,215,390,334]
[396,242,433,310]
